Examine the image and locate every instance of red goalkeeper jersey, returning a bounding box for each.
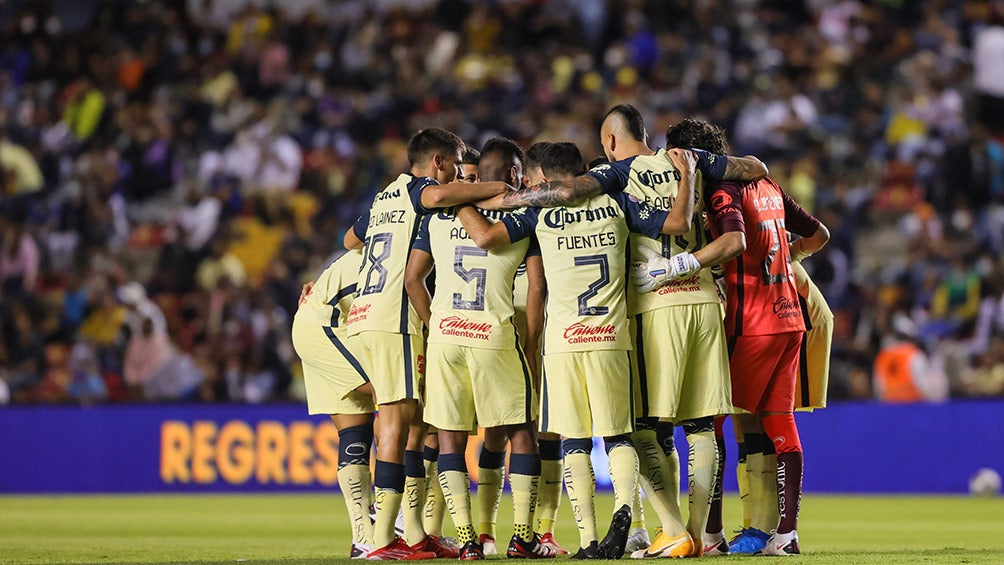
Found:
[706,177,820,336]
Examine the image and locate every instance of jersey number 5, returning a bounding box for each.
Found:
[575,255,610,316]
[453,246,488,311]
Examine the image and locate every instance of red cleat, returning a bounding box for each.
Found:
[412,534,460,559]
[366,538,436,560]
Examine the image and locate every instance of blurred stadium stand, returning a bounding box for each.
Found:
[1,0,1003,406]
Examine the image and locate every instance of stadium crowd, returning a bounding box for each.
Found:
[1,0,1003,405]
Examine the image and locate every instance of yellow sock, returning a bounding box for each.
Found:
[737,459,751,529]
[607,443,639,512]
[403,476,427,545]
[684,429,718,542]
[510,471,539,541]
[760,453,780,531]
[373,488,403,548]
[746,452,769,532]
[631,486,645,530]
[535,458,563,534]
[338,464,374,545]
[422,459,445,537]
[439,466,477,544]
[564,450,598,548]
[632,428,686,537]
[477,465,504,538]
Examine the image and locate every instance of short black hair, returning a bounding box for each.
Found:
[665,118,729,154]
[605,104,646,142]
[540,142,585,178]
[588,155,608,169]
[526,142,552,169]
[406,128,465,167]
[478,137,525,182]
[461,147,480,166]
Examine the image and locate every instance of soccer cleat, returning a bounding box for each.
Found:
[571,540,601,559]
[538,532,569,555]
[458,540,485,561]
[701,530,729,556]
[728,528,770,554]
[366,537,436,560]
[624,527,651,554]
[629,530,694,559]
[411,534,460,558]
[351,542,373,559]
[507,533,558,559]
[479,534,498,556]
[597,504,632,558]
[760,530,800,556]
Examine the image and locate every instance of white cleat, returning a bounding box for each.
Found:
[624,527,651,554]
[479,533,498,556]
[702,530,730,556]
[350,542,372,559]
[760,530,800,556]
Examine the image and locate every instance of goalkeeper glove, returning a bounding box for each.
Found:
[632,246,702,293]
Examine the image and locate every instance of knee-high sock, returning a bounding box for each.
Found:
[403,450,427,545]
[422,446,445,537]
[510,453,541,541]
[439,453,477,544]
[705,419,726,536]
[536,438,563,535]
[631,485,646,530]
[682,418,718,543]
[337,424,374,546]
[605,436,639,513]
[373,460,406,548]
[632,422,686,537]
[762,414,803,534]
[657,420,682,515]
[736,435,752,529]
[477,447,506,538]
[563,438,598,548]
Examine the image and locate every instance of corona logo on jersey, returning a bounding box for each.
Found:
[542,205,620,229]
[438,315,493,341]
[160,420,340,486]
[563,322,617,344]
[635,168,681,189]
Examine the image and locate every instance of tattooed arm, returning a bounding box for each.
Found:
[496,175,604,210]
[722,155,769,181]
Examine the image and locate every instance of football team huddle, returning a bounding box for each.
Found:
[292,104,832,560]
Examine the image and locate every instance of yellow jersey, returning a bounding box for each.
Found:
[295,249,363,328]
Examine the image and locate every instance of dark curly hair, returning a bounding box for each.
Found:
[664,118,729,154]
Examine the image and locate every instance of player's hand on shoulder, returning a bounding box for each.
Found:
[666,148,697,173]
[298,282,314,307]
[632,247,702,293]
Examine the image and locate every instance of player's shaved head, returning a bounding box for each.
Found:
[407,128,465,167]
[665,118,729,154]
[603,104,647,142]
[478,137,525,185]
[540,142,585,179]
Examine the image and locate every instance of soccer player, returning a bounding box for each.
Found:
[518,141,569,555]
[461,141,699,559]
[639,119,830,555]
[292,249,384,559]
[405,137,554,560]
[343,128,513,559]
[419,146,480,550]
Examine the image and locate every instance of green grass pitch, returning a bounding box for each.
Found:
[1,493,1002,564]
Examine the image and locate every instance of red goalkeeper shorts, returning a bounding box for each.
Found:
[728,331,803,414]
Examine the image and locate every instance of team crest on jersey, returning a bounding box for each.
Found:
[562,322,617,344]
[439,315,493,341]
[710,190,732,211]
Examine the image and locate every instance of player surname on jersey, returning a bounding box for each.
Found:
[556,231,617,250]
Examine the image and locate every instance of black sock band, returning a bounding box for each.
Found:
[405,450,425,478]
[538,438,562,461]
[374,460,406,492]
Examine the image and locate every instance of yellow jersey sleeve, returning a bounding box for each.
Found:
[295,249,363,328]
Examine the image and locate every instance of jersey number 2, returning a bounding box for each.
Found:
[575,255,610,316]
